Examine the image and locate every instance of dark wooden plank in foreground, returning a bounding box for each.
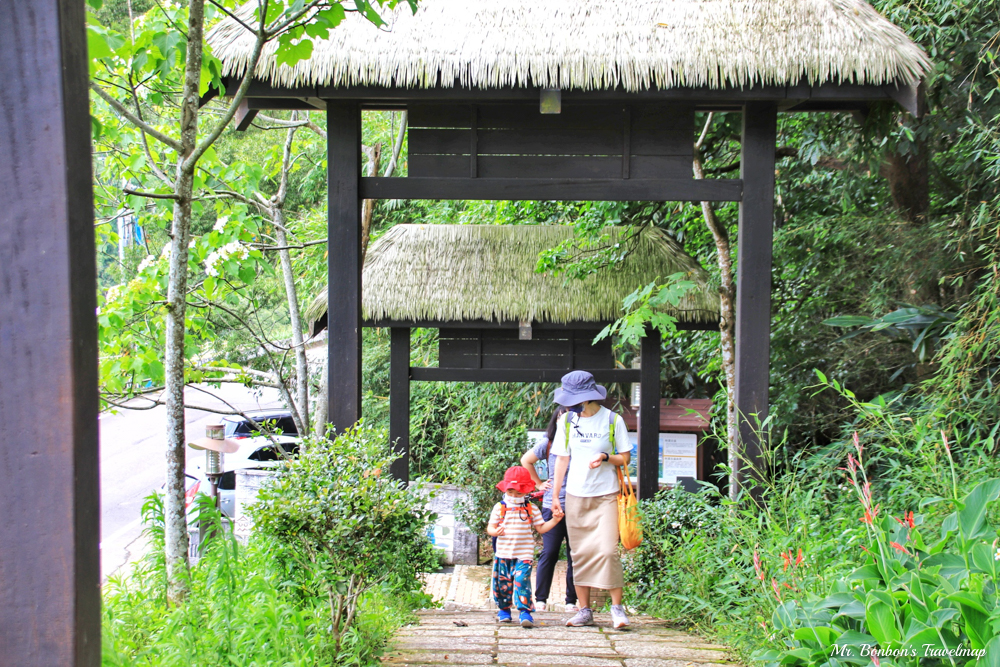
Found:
[360,177,742,202]
[0,0,101,664]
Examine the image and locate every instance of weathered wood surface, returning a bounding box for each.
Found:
[0,0,101,665]
[734,101,778,499]
[327,102,364,434]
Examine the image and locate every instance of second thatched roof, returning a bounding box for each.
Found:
[306,224,720,326]
[209,0,931,92]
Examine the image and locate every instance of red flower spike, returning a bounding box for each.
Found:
[753,548,764,581]
[891,541,909,555]
[872,652,880,667]
[860,511,873,525]
[906,511,915,529]
[893,516,905,526]
[796,548,804,566]
[771,578,782,601]
[781,552,790,572]
[853,432,863,459]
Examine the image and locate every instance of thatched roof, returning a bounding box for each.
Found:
[306,224,720,326]
[209,0,930,92]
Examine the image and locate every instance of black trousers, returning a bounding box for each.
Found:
[535,506,576,604]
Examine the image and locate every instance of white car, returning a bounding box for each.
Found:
[184,435,299,518]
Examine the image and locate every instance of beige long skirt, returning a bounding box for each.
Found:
[565,492,623,589]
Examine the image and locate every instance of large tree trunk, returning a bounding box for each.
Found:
[693,114,740,501]
[163,0,205,605]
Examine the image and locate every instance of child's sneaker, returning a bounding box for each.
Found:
[497,609,512,623]
[566,607,594,626]
[535,601,547,612]
[610,604,630,629]
[519,611,534,628]
[564,602,578,613]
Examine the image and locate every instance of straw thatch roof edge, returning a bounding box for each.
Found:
[209,0,931,93]
[305,224,720,327]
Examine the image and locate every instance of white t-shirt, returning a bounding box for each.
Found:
[550,406,630,498]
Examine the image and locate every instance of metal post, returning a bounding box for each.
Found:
[0,1,100,664]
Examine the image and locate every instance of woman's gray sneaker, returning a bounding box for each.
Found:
[566,607,595,626]
[610,604,629,629]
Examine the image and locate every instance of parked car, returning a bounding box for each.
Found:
[183,434,299,518]
[221,410,298,439]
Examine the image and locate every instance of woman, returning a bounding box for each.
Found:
[550,370,631,629]
[520,407,577,612]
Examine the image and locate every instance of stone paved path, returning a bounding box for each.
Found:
[422,563,577,611]
[383,610,739,667]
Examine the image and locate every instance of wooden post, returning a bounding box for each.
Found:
[734,101,777,500]
[638,327,661,499]
[389,327,410,482]
[0,1,100,664]
[327,102,363,434]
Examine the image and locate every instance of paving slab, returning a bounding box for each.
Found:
[498,637,613,648]
[624,660,736,667]
[496,643,619,657]
[397,628,497,638]
[497,652,624,667]
[394,638,496,650]
[382,651,494,665]
[614,644,732,661]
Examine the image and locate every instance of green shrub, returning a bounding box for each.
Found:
[102,492,425,666]
[250,424,438,655]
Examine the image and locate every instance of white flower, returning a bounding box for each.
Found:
[994,548,1000,562]
[213,216,229,233]
[160,241,172,258]
[204,240,251,278]
[105,285,122,303]
[137,255,156,273]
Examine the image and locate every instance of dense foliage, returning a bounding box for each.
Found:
[103,489,430,666]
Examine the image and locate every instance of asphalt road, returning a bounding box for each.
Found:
[99,384,283,578]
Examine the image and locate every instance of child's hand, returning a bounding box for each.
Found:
[552,507,564,520]
[495,524,505,536]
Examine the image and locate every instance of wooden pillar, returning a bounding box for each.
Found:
[327,102,363,434]
[0,1,100,665]
[734,101,777,498]
[638,327,662,499]
[389,327,410,482]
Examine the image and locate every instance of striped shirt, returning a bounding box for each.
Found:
[489,502,544,561]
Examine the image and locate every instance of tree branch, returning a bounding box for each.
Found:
[90,81,183,152]
[124,188,180,200]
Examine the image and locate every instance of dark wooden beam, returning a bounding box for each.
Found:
[360,177,742,202]
[638,328,661,499]
[410,368,640,383]
[362,318,720,331]
[734,101,777,502]
[235,98,258,131]
[233,78,899,105]
[327,102,363,434]
[0,1,100,665]
[389,328,410,483]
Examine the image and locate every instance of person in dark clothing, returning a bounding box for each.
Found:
[520,406,577,612]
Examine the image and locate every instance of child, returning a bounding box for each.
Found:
[486,466,564,628]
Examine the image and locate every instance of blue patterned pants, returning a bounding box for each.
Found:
[492,557,534,612]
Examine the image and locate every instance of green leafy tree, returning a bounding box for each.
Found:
[88,0,417,603]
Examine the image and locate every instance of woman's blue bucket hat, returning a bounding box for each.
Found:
[554,370,607,406]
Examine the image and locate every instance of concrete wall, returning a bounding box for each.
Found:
[410,483,478,566]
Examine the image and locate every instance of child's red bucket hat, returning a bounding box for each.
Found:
[496,466,535,494]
